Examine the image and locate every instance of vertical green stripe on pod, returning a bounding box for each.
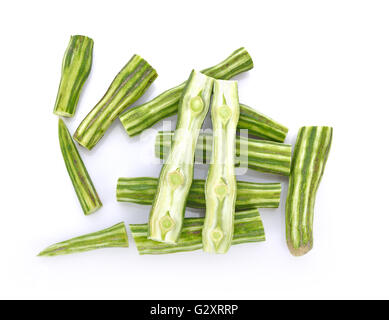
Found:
[116,177,282,209]
[119,47,253,137]
[73,54,158,150]
[148,70,214,244]
[285,126,333,256]
[38,222,128,257]
[58,119,102,215]
[130,209,265,255]
[202,80,240,254]
[53,35,93,117]
[156,131,292,176]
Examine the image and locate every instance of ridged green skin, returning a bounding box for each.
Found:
[131,209,265,255]
[148,71,213,244]
[119,47,259,137]
[239,104,288,142]
[203,80,240,253]
[156,131,292,176]
[53,35,94,117]
[74,54,157,150]
[285,126,333,256]
[58,119,102,215]
[117,177,281,209]
[38,222,128,257]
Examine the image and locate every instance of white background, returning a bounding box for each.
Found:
[0,0,388,300]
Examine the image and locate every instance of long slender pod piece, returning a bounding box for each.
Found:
[119,48,252,137]
[117,178,282,209]
[156,131,292,176]
[53,35,94,117]
[58,119,102,215]
[285,126,333,256]
[74,55,157,150]
[202,80,240,253]
[131,209,265,255]
[38,222,128,257]
[119,48,288,141]
[148,70,213,244]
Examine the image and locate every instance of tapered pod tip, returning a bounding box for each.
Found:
[37,249,50,257]
[287,240,312,257]
[38,222,129,257]
[37,243,63,257]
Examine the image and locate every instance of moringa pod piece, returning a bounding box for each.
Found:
[130,209,265,255]
[53,35,94,117]
[285,126,333,256]
[202,79,240,254]
[74,54,157,150]
[58,118,102,215]
[38,222,128,257]
[116,177,282,210]
[148,70,213,244]
[119,47,257,137]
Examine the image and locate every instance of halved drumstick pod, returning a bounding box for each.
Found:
[202,79,240,254]
[148,70,213,244]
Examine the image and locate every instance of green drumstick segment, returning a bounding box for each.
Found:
[131,209,265,255]
[58,119,102,215]
[156,131,292,176]
[38,222,128,257]
[238,104,288,142]
[202,80,240,253]
[148,70,213,244]
[119,48,253,135]
[285,126,333,256]
[53,35,94,117]
[117,177,281,209]
[119,48,288,142]
[74,54,157,150]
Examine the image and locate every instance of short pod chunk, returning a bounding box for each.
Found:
[74,54,157,150]
[53,35,93,117]
[285,126,333,256]
[148,70,213,244]
[202,80,240,253]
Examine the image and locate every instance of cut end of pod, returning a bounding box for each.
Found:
[287,240,313,257]
[54,110,75,117]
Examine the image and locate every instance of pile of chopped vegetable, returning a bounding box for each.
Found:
[39,35,332,258]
